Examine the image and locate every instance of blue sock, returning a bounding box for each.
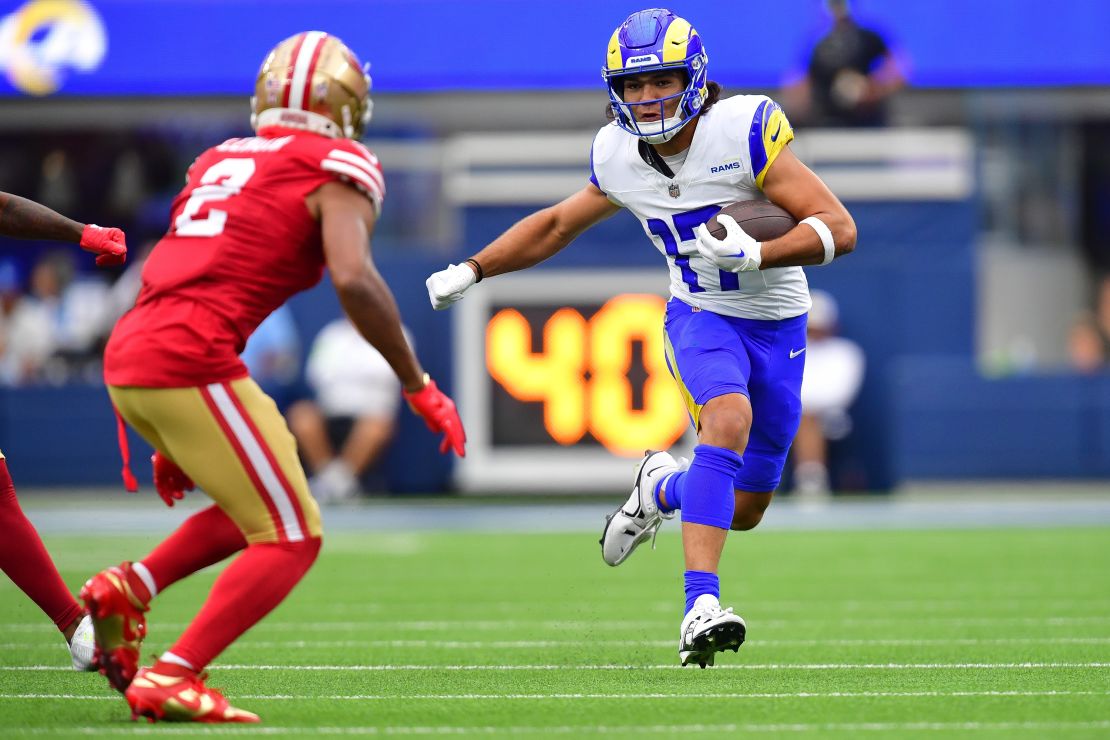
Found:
[684,570,720,614]
[654,471,680,513]
[672,444,743,529]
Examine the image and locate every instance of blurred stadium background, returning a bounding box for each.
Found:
[3,0,1109,495]
[1,1,1109,736]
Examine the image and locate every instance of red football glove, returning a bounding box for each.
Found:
[151,451,194,507]
[80,224,127,267]
[403,375,467,457]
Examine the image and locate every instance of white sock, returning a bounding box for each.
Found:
[131,562,158,599]
[159,651,195,671]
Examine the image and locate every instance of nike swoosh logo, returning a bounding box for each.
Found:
[770,121,783,142]
[789,347,806,359]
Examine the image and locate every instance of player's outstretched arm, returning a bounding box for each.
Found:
[314,181,465,456]
[315,181,424,390]
[0,191,127,267]
[426,184,619,310]
[752,148,856,269]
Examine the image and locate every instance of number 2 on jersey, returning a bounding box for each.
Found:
[174,158,257,237]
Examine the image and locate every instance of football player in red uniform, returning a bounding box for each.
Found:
[80,32,466,724]
[0,192,126,671]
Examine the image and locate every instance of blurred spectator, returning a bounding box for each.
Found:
[0,260,24,377]
[36,150,78,215]
[0,250,111,384]
[287,318,406,502]
[1068,311,1107,374]
[781,0,905,127]
[1080,123,1110,360]
[1097,276,1110,345]
[107,149,148,222]
[793,290,865,499]
[53,259,111,358]
[0,254,59,384]
[240,305,302,410]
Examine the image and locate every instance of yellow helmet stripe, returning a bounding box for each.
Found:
[661,18,692,64]
[606,28,623,72]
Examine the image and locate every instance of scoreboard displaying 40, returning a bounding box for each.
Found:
[453,270,692,492]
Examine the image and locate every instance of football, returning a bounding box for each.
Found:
[706,200,797,241]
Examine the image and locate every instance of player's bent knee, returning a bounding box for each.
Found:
[730,492,772,531]
[699,398,752,452]
[730,508,765,531]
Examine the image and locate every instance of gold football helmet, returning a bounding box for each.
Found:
[250,31,372,139]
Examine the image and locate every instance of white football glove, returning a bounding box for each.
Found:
[695,215,762,272]
[426,263,478,310]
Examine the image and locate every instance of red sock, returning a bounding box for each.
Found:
[150,660,197,678]
[167,537,321,670]
[0,459,83,632]
[138,505,247,595]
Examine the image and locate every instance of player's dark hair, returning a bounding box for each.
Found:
[605,81,722,121]
[701,81,722,114]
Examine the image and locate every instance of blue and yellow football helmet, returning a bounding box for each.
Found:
[602,8,709,144]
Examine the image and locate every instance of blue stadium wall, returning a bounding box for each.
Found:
[2,0,1107,96]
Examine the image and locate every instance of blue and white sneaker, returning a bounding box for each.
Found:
[679,594,746,668]
[600,450,682,566]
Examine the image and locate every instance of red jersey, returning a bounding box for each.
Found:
[104,127,384,387]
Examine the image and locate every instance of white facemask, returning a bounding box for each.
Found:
[637,114,690,144]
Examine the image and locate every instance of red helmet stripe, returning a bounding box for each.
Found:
[288,31,327,111]
[299,35,327,112]
[280,33,308,109]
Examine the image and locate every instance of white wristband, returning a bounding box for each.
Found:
[801,216,836,266]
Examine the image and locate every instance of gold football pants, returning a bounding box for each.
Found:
[109,377,321,545]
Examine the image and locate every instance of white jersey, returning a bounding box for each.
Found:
[590,95,811,320]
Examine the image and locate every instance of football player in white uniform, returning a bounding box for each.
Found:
[427,8,856,667]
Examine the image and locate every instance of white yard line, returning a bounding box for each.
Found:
[1,689,1107,701]
[9,720,1110,735]
[225,636,1110,649]
[9,636,1110,650]
[3,615,1110,633]
[4,661,1108,672]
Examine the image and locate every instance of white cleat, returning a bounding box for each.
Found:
[679,594,746,668]
[599,450,682,567]
[69,613,97,671]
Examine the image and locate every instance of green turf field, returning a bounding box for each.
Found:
[0,526,1107,738]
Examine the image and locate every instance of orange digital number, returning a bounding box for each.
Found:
[486,307,588,444]
[587,294,688,456]
[486,295,688,455]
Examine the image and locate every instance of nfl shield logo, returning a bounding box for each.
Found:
[668,183,681,198]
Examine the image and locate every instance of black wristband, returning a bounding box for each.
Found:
[465,258,484,283]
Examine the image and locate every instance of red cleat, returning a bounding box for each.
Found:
[126,667,260,723]
[79,563,149,692]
